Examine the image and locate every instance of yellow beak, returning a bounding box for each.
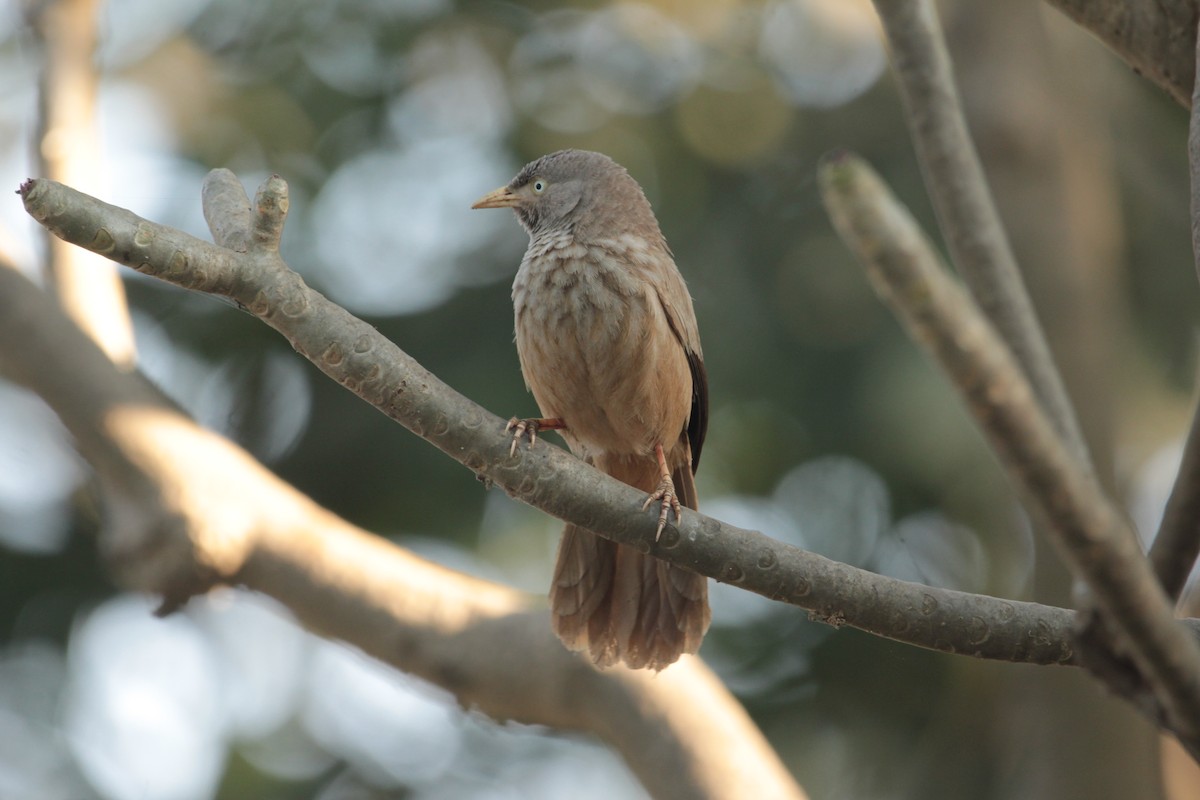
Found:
[471,186,520,209]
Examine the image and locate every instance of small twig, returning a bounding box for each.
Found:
[819,151,1200,749]
[872,0,1091,473]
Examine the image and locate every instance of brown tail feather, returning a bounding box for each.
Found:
[549,447,710,671]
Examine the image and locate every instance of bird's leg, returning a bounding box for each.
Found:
[642,443,682,541]
[505,416,567,456]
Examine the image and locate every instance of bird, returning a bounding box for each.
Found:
[472,149,710,671]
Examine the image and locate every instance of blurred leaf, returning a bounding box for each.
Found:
[773,455,889,568]
[876,511,988,592]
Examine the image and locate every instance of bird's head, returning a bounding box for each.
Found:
[472,149,660,242]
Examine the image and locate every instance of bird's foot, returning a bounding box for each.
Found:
[642,443,681,541]
[505,417,567,456]
[642,475,682,542]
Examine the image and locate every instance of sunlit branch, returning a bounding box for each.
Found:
[0,253,803,800]
[819,150,1200,752]
[30,0,136,366]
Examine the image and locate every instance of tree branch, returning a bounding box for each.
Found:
[819,151,1200,751]
[23,160,1200,763]
[1043,0,1197,109]
[872,0,1091,472]
[18,173,1083,669]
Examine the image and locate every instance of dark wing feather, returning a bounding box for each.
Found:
[686,350,708,472]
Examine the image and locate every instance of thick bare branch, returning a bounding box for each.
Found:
[819,151,1200,748]
[1043,0,1197,109]
[18,175,1080,668]
[872,0,1091,472]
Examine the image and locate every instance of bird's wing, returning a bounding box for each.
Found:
[651,263,708,473]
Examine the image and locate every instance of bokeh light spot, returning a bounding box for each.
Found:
[674,70,792,166]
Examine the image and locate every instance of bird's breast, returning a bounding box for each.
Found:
[511,234,692,460]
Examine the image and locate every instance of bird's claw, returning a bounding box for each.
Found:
[642,475,682,541]
[506,417,539,457]
[505,417,566,457]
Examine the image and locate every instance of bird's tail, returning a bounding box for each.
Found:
[549,450,710,671]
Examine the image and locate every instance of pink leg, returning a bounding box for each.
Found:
[505,416,567,456]
[641,443,681,541]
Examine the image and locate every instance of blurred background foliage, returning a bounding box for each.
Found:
[0,0,1196,798]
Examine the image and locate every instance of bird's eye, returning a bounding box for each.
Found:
[532,180,546,194]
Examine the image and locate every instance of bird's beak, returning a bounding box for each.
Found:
[471,186,520,209]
